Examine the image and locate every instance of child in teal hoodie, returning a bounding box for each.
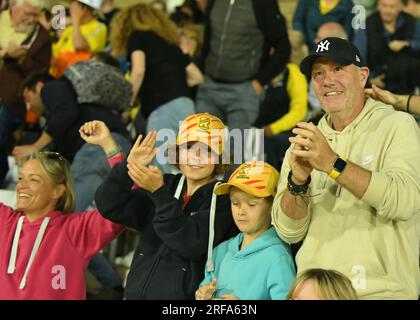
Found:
[196,161,296,300]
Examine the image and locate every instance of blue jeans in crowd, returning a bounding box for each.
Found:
[71,132,131,211]
[196,76,261,164]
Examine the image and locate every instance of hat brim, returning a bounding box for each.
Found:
[214,182,272,198]
[300,54,352,78]
[77,0,101,10]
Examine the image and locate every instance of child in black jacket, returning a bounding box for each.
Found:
[95,113,239,299]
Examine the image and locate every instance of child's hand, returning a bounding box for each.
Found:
[127,164,164,193]
[195,278,217,300]
[127,131,158,168]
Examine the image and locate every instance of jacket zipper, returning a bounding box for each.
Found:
[214,0,236,77]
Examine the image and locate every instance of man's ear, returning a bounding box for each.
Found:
[360,67,370,88]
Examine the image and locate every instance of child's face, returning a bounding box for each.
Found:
[179,142,216,181]
[229,187,272,237]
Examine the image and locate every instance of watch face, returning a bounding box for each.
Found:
[334,158,347,172]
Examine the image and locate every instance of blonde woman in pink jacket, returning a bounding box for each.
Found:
[0,121,124,299]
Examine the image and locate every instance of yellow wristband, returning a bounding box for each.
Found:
[328,156,347,180]
[328,169,341,180]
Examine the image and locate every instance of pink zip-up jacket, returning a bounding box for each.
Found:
[0,155,124,300]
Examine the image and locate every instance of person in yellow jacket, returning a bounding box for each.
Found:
[272,37,420,299]
[51,0,107,78]
[253,30,308,171]
[253,63,308,171]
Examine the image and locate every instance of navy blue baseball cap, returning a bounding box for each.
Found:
[300,37,366,78]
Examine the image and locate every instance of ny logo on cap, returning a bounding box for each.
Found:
[316,40,331,53]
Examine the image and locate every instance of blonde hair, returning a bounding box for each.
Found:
[22,152,75,214]
[287,268,358,300]
[109,3,179,56]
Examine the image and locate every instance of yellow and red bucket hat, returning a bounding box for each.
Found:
[176,113,225,155]
[214,161,279,198]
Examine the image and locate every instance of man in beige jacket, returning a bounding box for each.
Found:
[272,37,420,299]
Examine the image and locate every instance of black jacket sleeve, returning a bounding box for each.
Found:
[42,80,81,139]
[148,183,236,261]
[94,160,155,231]
[254,0,291,85]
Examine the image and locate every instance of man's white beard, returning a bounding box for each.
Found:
[14,22,36,34]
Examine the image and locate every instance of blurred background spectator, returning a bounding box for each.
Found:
[353,0,420,94]
[293,0,354,48]
[109,4,202,173]
[196,0,291,165]
[170,0,206,25]
[100,0,119,28]
[353,0,379,17]
[50,0,107,78]
[254,30,308,171]
[0,0,52,186]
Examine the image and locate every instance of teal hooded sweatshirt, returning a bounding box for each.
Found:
[199,227,296,300]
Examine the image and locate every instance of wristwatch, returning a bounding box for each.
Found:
[328,156,347,180]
